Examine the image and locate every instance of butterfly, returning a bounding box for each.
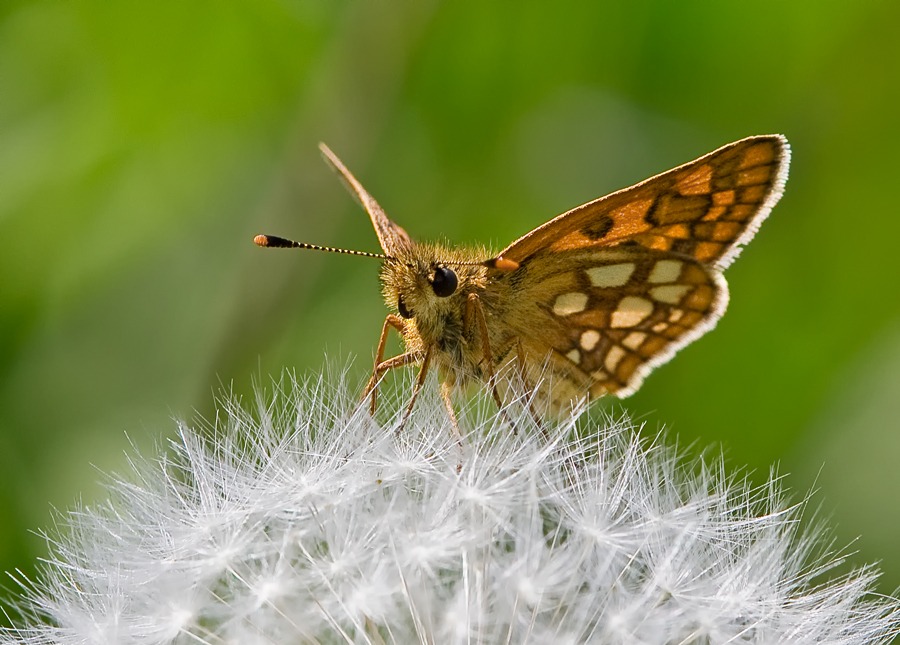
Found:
[255,135,790,434]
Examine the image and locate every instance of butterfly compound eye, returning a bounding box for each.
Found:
[430,266,458,298]
[398,295,414,319]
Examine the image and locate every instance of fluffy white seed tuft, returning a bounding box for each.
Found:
[2,369,899,645]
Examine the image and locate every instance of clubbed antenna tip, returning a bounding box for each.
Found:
[253,233,391,261]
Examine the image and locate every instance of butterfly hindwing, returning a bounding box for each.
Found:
[502,244,726,408]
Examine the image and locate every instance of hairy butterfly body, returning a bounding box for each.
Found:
[256,136,790,431]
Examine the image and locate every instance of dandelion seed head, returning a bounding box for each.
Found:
[162,605,194,639]
[1,369,899,645]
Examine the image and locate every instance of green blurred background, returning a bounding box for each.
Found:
[2,0,900,607]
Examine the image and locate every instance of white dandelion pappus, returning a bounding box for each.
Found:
[1,370,898,645]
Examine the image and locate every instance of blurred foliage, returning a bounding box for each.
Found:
[2,0,900,611]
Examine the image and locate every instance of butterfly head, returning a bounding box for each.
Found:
[381,243,491,335]
[255,143,522,351]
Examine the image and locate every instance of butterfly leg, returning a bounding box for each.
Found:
[362,350,422,416]
[464,294,504,409]
[397,345,433,432]
[362,314,409,414]
[512,337,545,429]
[439,379,464,444]
[465,293,523,434]
[440,379,466,472]
[485,336,543,432]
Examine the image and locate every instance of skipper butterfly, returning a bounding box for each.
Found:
[256,136,789,433]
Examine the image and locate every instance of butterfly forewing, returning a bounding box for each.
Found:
[498,135,789,271]
[319,143,412,256]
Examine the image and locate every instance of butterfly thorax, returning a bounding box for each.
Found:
[381,241,509,384]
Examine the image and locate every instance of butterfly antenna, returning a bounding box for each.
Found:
[254,234,395,262]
